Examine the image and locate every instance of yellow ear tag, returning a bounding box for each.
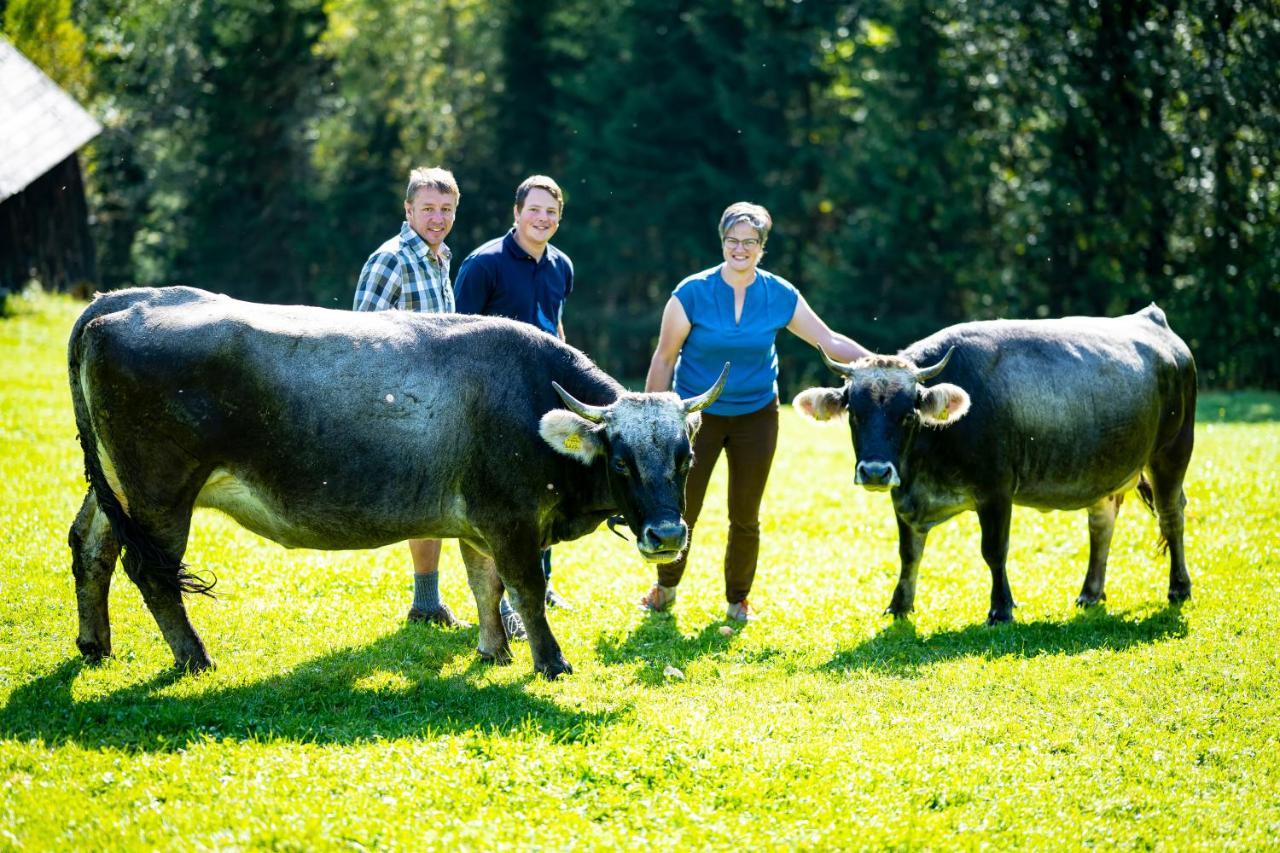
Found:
[564,433,582,451]
[937,406,950,421]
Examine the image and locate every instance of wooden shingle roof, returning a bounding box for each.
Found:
[0,37,101,203]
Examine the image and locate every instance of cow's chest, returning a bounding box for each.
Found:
[892,474,977,532]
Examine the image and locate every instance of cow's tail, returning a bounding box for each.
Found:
[68,301,216,597]
[1134,473,1169,554]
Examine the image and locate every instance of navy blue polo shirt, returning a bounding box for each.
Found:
[453,229,574,335]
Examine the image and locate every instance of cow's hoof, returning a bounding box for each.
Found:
[985,610,1014,626]
[1168,588,1191,604]
[478,644,514,666]
[536,656,574,681]
[175,655,215,674]
[1075,592,1105,608]
[883,605,914,620]
[76,639,111,663]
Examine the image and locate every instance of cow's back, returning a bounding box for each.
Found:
[904,305,1196,510]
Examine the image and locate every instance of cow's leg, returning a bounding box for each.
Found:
[459,542,512,666]
[1149,420,1194,602]
[69,490,120,662]
[492,537,571,680]
[1077,493,1122,607]
[886,515,927,618]
[122,549,212,672]
[978,499,1016,624]
[118,504,212,673]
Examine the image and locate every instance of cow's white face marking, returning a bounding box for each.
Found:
[604,393,693,480]
[852,366,916,406]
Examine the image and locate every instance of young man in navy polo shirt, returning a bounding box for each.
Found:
[455,175,575,618]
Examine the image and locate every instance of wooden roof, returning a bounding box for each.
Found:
[0,37,101,203]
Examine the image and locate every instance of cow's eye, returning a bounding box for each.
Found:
[678,456,691,475]
[612,458,630,476]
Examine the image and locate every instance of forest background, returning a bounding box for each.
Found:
[3,0,1277,389]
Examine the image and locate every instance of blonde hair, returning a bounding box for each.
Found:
[405,167,460,203]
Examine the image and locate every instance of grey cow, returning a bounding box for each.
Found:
[795,305,1196,624]
[68,287,726,678]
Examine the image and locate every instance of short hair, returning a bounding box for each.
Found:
[405,167,460,203]
[515,175,564,211]
[718,201,772,244]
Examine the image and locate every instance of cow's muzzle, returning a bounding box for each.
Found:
[855,460,900,491]
[637,519,689,563]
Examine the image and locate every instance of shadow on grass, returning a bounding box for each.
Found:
[824,603,1189,678]
[0,625,619,752]
[594,612,742,686]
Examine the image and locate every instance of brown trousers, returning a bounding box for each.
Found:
[658,398,780,604]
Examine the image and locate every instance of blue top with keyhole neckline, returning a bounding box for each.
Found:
[672,265,799,416]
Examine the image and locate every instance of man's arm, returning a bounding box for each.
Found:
[353,252,401,311]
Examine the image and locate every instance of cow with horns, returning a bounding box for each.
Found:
[794,305,1197,624]
[68,287,727,678]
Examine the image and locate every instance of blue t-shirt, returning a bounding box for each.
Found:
[672,266,800,416]
[453,229,574,335]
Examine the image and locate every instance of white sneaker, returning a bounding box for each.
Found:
[726,599,755,622]
[639,583,677,612]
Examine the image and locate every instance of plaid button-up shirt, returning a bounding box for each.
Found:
[352,222,455,314]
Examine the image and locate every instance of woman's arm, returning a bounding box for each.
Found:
[787,293,871,363]
[645,297,693,392]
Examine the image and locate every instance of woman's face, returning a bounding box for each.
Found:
[721,220,764,277]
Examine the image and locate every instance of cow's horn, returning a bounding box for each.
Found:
[552,381,608,423]
[819,346,857,377]
[681,363,730,413]
[914,346,956,382]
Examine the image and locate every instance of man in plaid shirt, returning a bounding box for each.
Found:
[352,166,466,629]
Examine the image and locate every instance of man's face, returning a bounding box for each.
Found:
[404,187,457,251]
[513,188,561,252]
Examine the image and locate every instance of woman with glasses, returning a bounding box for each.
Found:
[640,201,870,622]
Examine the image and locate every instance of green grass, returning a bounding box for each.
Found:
[3,290,1279,849]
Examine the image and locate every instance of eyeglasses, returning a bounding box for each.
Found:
[723,237,761,250]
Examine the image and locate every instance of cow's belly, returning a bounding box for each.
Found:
[1013,469,1143,511]
[194,467,469,549]
[896,462,1143,528]
[195,468,323,548]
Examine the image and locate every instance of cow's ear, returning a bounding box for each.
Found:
[793,387,847,421]
[684,412,703,441]
[917,383,970,427]
[540,410,605,464]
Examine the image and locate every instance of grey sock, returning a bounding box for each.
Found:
[412,572,441,614]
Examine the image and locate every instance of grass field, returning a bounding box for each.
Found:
[2,290,1278,849]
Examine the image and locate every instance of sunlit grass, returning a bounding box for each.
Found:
[2,290,1278,848]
